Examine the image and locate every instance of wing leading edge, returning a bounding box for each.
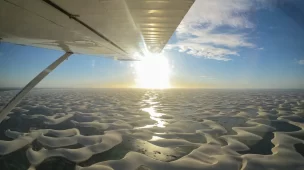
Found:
[0,0,194,60]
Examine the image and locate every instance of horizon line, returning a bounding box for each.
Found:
[1,87,304,90]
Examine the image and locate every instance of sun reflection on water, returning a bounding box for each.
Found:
[135,91,167,129]
[142,106,166,128]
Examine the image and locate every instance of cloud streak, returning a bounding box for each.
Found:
[166,0,268,61]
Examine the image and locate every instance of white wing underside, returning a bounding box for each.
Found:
[0,0,194,60]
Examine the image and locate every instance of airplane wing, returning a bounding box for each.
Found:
[0,0,194,60]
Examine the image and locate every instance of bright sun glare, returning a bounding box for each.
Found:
[134,53,171,89]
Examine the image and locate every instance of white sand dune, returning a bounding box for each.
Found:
[71,120,133,131]
[45,128,80,137]
[27,131,122,166]
[242,132,304,170]
[0,130,41,155]
[0,89,303,170]
[21,112,74,125]
[37,134,104,147]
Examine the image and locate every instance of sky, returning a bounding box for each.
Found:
[0,0,304,89]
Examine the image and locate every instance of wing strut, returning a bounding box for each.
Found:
[0,52,73,123]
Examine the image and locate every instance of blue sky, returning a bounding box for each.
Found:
[0,0,304,89]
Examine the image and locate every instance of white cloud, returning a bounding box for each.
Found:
[299,60,304,65]
[179,0,256,29]
[167,43,238,61]
[166,0,268,61]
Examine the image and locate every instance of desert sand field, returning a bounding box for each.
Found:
[0,89,303,170]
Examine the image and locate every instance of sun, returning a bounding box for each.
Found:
[134,53,171,89]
